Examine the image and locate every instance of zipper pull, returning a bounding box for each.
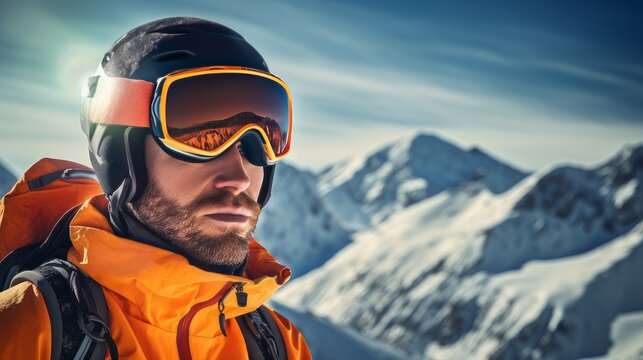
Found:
[218,299,227,337]
[235,282,248,307]
[217,283,235,337]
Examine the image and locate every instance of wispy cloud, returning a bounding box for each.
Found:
[0,0,641,174]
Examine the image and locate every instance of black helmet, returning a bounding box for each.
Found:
[81,17,277,232]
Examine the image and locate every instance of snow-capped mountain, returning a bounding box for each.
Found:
[478,143,643,273]
[0,159,16,197]
[276,143,643,359]
[255,161,352,277]
[317,132,529,231]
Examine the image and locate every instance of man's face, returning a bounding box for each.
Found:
[127,135,263,268]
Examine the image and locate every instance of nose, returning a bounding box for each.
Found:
[212,143,251,195]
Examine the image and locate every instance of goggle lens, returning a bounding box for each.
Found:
[165,72,291,158]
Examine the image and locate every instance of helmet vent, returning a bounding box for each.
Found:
[151,50,197,63]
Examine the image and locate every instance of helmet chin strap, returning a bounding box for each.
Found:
[108,177,132,236]
[108,127,144,237]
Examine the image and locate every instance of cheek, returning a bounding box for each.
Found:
[146,163,187,206]
[144,138,202,205]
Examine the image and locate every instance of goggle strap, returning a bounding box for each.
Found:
[86,76,155,128]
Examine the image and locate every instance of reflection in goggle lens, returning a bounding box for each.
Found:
[165,73,290,156]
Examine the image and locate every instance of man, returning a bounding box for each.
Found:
[0,16,312,359]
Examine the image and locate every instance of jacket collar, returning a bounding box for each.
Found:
[67,195,291,337]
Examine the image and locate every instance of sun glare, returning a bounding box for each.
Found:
[57,44,101,97]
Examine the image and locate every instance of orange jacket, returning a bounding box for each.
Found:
[0,195,312,360]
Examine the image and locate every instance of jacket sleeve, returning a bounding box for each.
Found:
[264,306,313,360]
[0,281,52,359]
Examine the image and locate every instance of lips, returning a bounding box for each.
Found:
[206,214,249,223]
[204,207,252,223]
[207,207,252,216]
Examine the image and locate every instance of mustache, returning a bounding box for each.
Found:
[193,189,261,215]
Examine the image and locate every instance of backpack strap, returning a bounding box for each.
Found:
[11,259,118,360]
[27,168,97,190]
[257,306,287,360]
[236,305,288,360]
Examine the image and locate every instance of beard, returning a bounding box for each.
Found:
[126,183,261,268]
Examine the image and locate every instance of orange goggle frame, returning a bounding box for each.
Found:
[83,65,292,164]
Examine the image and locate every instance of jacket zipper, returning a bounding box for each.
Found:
[176,281,248,360]
[177,282,233,360]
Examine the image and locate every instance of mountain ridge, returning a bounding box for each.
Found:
[316,131,530,231]
[276,141,643,359]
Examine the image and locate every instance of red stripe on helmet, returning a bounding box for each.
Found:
[88,76,154,128]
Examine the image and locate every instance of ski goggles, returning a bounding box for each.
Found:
[82,65,292,165]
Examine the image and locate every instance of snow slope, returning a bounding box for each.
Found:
[254,161,352,277]
[276,143,643,359]
[582,310,643,360]
[317,132,528,231]
[270,301,415,360]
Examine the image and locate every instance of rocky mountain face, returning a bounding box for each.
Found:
[254,161,352,278]
[258,132,529,278]
[275,139,643,359]
[317,133,529,231]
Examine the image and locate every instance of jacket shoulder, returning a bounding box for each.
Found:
[0,281,52,359]
[263,305,313,360]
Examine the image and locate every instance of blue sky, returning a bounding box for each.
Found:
[1,0,641,175]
